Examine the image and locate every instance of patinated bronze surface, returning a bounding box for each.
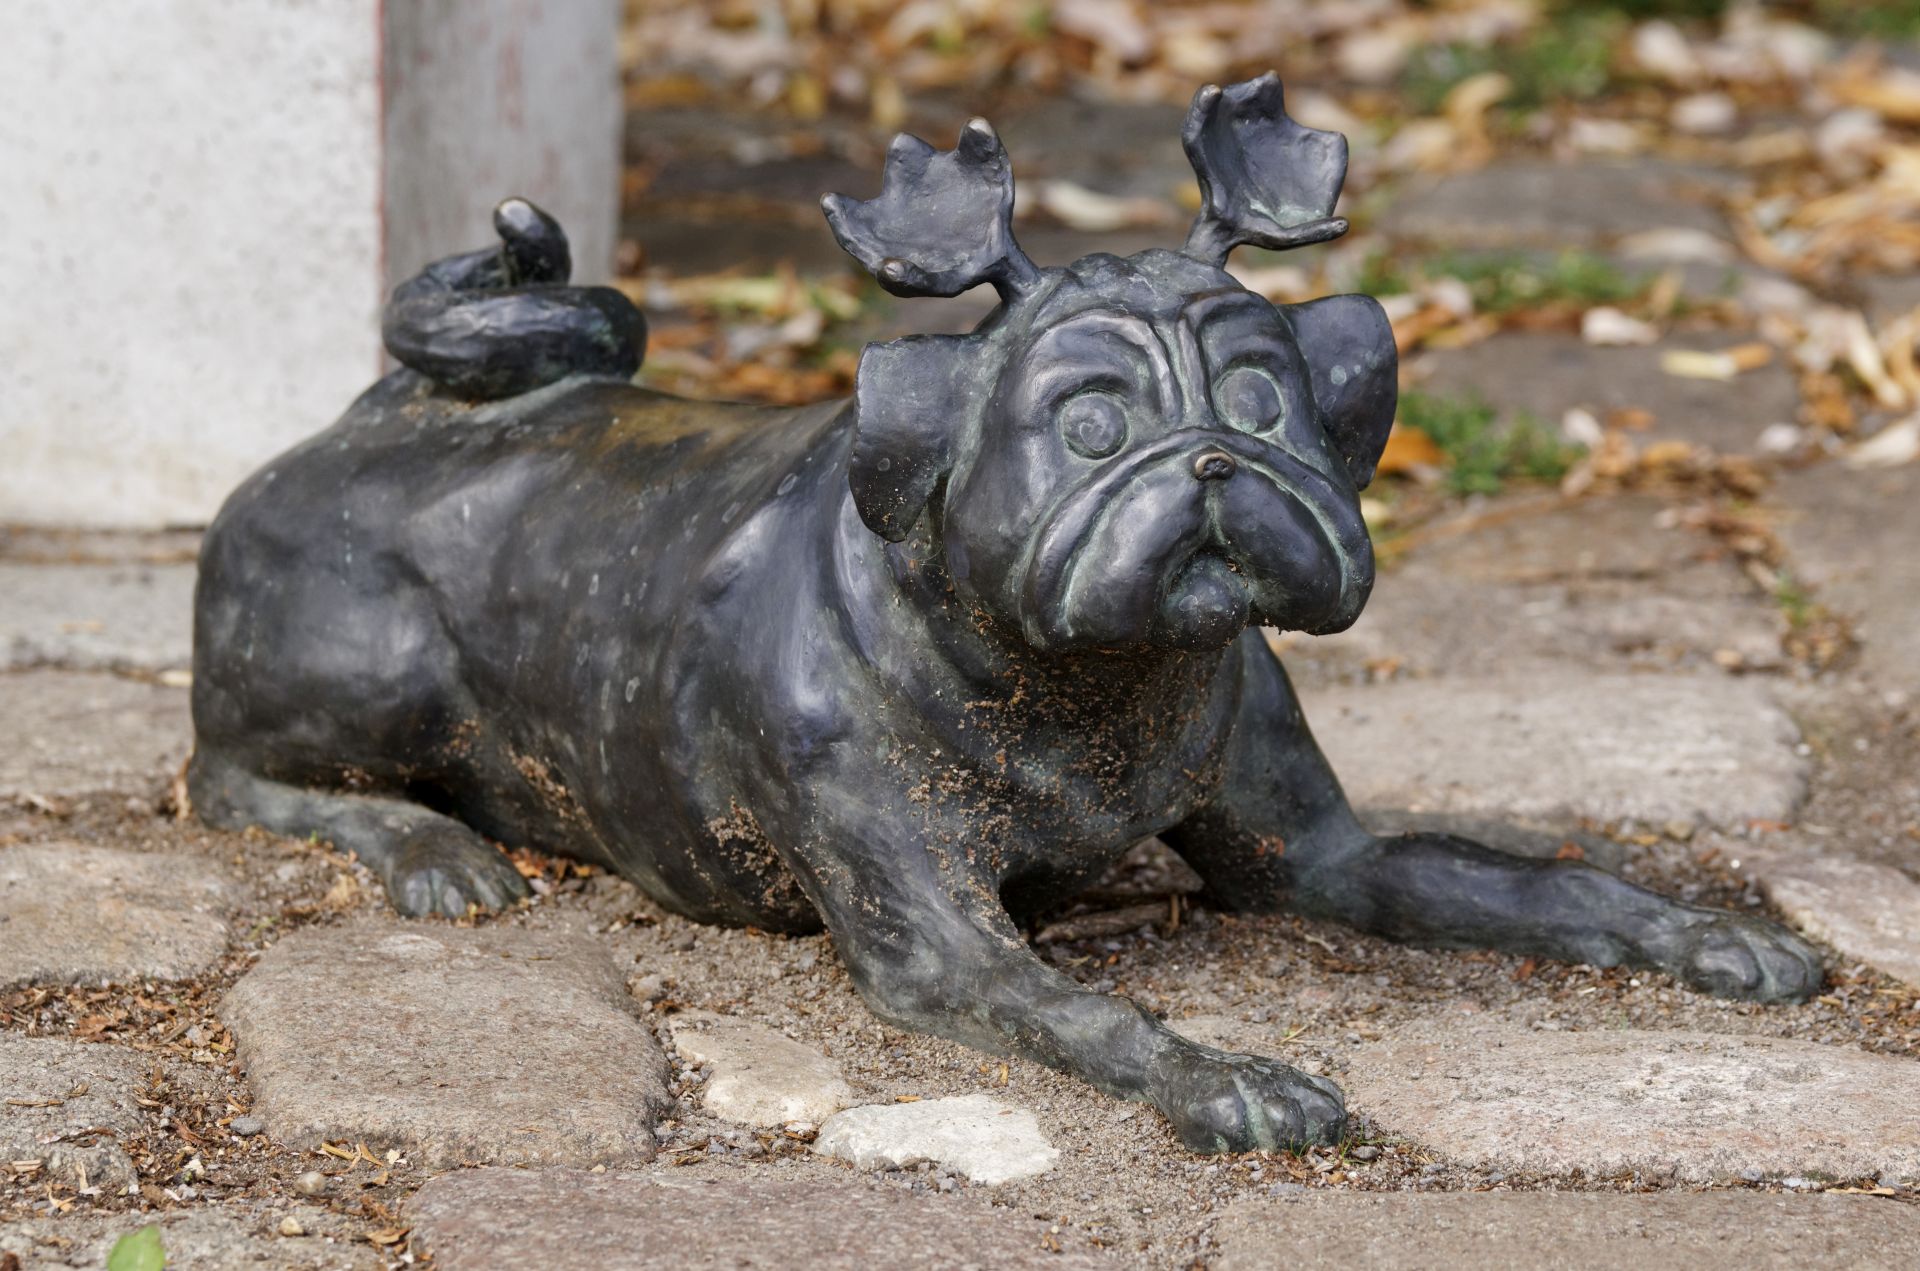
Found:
[190,76,1822,1153]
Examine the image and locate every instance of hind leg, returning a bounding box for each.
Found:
[190,750,528,918]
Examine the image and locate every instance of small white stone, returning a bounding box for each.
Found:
[1672,92,1738,135]
[1565,118,1643,157]
[1336,26,1414,85]
[1816,108,1887,178]
[1757,422,1805,455]
[814,1094,1060,1185]
[1561,408,1605,448]
[1423,276,1475,319]
[1580,306,1660,347]
[1739,274,1818,320]
[1632,21,1701,83]
[666,1011,854,1128]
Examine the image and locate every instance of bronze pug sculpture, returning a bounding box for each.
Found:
[191,76,1822,1153]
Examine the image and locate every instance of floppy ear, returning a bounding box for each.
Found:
[850,334,979,541]
[1285,293,1398,490]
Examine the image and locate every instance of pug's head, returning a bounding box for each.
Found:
[824,74,1396,652]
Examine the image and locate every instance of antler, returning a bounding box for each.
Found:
[822,119,1041,301]
[1181,73,1350,265]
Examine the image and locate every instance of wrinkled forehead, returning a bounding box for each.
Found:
[993,250,1295,386]
[1018,248,1280,338]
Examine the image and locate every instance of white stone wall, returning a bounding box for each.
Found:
[0,0,621,528]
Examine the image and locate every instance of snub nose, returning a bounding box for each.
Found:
[1192,450,1238,482]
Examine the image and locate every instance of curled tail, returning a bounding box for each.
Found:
[383,198,646,401]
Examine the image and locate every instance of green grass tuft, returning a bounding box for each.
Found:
[1355,251,1414,298]
[1403,10,1626,115]
[1773,570,1821,630]
[1814,0,1920,40]
[1397,390,1585,495]
[1428,249,1649,314]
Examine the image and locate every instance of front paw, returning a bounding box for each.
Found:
[1153,1048,1346,1154]
[384,828,530,918]
[1660,910,1824,1002]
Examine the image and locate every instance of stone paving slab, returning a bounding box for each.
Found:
[0,842,236,988]
[1750,851,1920,989]
[627,97,1183,281]
[995,95,1189,200]
[1342,1024,1920,1184]
[1377,159,1741,249]
[0,1205,379,1270]
[1413,331,1800,456]
[221,918,671,1169]
[1291,495,1782,683]
[1302,669,1805,827]
[0,527,202,565]
[814,1094,1060,1186]
[1380,494,1726,587]
[1771,463,1920,690]
[0,670,190,799]
[0,562,195,672]
[1301,560,1780,681]
[0,1035,149,1190]
[1210,1191,1920,1271]
[667,1010,855,1127]
[1428,243,1789,311]
[406,1166,1114,1270]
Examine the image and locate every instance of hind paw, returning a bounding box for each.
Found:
[383,827,530,918]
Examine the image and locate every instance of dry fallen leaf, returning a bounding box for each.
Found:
[1029,180,1177,233]
[1846,416,1920,468]
[1827,66,1920,125]
[1660,349,1739,381]
[1375,424,1446,475]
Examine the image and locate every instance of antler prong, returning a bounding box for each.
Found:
[1181,73,1350,266]
[823,119,1040,302]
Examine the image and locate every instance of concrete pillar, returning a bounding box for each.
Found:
[1,0,622,528]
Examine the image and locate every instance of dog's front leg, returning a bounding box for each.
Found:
[797,832,1345,1153]
[1167,632,1823,1002]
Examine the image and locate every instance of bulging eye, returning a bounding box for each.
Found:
[1057,391,1128,459]
[1215,365,1284,433]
